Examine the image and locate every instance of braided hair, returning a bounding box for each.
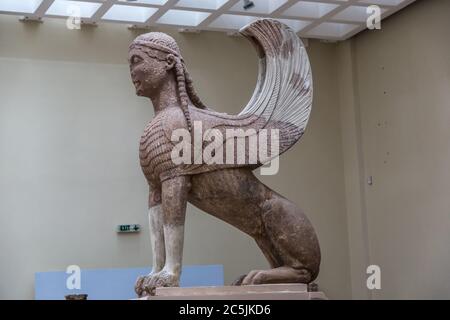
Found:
[129,32,207,131]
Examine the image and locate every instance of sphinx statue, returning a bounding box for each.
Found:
[129,19,321,297]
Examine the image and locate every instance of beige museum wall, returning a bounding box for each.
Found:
[0,15,351,299]
[338,0,450,299]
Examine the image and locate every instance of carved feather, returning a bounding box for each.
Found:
[158,19,313,181]
[238,18,313,155]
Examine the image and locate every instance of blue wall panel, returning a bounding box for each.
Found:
[35,265,224,300]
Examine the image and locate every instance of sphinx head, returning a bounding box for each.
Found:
[128,32,180,98]
[128,32,206,129]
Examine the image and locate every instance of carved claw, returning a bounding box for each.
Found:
[241,267,313,285]
[135,272,171,298]
[136,270,179,296]
[231,274,247,286]
[134,275,147,298]
[147,270,179,288]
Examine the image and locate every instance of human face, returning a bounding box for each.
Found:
[128,48,170,98]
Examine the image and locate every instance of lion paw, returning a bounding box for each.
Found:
[139,270,179,296]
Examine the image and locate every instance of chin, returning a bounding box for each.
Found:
[136,87,146,96]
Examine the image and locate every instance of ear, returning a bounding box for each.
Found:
[165,54,176,71]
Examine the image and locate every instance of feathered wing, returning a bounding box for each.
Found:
[161,19,313,181]
[237,18,313,154]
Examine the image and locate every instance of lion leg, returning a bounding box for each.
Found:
[231,236,283,285]
[135,189,165,297]
[241,193,321,285]
[242,266,313,285]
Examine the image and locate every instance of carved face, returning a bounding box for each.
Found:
[128,47,175,98]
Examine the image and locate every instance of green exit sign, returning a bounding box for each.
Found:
[117,224,141,233]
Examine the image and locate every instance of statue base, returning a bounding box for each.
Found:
[137,284,327,300]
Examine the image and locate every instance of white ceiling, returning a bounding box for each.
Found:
[0,0,416,40]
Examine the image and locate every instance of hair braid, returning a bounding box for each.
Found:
[175,59,191,131]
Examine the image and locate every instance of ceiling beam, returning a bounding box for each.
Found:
[0,0,418,41]
[145,0,180,26]
[197,0,240,29]
[32,0,55,18]
[299,0,361,35]
[88,0,115,24]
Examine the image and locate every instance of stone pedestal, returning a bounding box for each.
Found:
[139,284,327,300]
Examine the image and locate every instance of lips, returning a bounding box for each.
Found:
[133,80,143,95]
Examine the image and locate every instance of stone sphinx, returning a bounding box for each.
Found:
[128,18,321,297]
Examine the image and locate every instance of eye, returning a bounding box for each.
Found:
[130,55,143,65]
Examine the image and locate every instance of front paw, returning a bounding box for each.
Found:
[134,272,160,297]
[143,270,180,296]
[135,275,148,298]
